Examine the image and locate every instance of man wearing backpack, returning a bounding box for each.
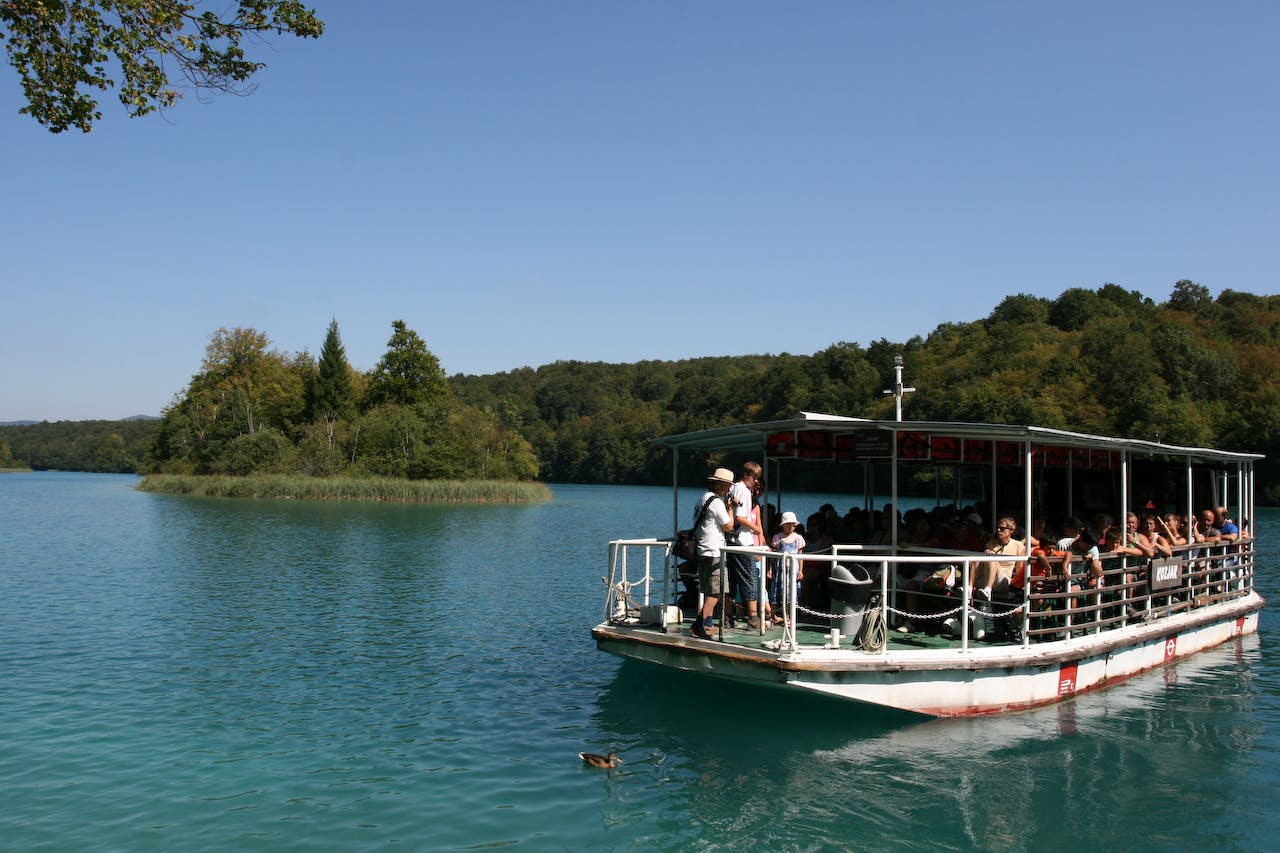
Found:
[692,468,737,639]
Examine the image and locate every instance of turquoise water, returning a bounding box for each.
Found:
[2,473,1277,850]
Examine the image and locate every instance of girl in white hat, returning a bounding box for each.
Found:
[768,511,805,627]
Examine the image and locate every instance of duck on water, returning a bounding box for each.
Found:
[579,752,621,769]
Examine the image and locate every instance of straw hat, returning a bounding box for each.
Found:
[707,467,735,484]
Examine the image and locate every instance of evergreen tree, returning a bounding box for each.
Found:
[309,318,354,424]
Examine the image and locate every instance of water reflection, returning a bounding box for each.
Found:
[591,637,1266,851]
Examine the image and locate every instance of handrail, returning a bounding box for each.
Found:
[602,534,1257,652]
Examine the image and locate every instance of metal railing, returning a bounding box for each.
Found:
[602,536,1257,653]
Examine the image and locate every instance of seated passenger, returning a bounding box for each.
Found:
[1067,529,1105,590]
[867,504,902,547]
[798,515,833,617]
[1192,509,1222,545]
[940,511,986,552]
[1027,515,1052,551]
[843,505,861,536]
[1140,513,1174,557]
[1056,516,1086,551]
[1025,536,1076,638]
[1096,514,1149,621]
[818,503,848,542]
[976,516,1027,641]
[1215,506,1240,543]
[805,513,833,553]
[902,508,939,548]
[1158,513,1188,547]
[977,516,1025,601]
[1123,512,1157,560]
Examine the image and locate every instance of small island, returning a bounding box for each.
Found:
[141,320,547,503]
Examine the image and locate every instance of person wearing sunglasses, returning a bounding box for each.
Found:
[971,516,1026,641]
[977,517,1024,600]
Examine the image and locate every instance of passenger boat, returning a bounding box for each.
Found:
[592,410,1264,717]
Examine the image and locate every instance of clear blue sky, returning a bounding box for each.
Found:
[3,1,1277,421]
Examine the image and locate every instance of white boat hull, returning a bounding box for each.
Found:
[592,592,1263,717]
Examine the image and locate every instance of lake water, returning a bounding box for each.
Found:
[3,472,1277,851]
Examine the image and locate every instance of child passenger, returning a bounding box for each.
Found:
[769,511,806,627]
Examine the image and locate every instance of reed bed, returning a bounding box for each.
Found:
[138,474,552,504]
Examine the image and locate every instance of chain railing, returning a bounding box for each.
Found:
[602,536,1257,653]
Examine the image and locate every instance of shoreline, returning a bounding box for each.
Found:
[138,473,552,504]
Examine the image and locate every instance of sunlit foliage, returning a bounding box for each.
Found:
[2,0,324,132]
[13,282,1280,501]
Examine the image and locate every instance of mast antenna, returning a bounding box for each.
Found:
[883,355,915,422]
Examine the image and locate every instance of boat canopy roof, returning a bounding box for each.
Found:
[652,412,1263,465]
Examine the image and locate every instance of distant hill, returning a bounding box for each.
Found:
[1,416,157,426]
[0,419,160,473]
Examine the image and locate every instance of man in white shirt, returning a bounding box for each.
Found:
[692,468,736,639]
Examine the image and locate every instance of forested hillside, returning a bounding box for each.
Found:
[0,419,157,473]
[451,281,1280,500]
[8,282,1280,501]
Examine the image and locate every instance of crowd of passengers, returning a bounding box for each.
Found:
[747,491,1239,637]
[685,463,1252,643]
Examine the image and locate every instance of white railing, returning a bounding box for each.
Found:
[602,537,1257,653]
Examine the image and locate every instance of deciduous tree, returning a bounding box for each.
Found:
[363,320,450,410]
[2,0,324,133]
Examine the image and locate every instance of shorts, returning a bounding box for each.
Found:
[697,555,725,596]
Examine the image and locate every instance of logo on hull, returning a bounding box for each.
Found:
[1058,661,1079,697]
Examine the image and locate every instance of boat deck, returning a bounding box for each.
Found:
[673,619,1017,652]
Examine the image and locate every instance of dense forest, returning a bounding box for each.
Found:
[449,281,1280,500]
[0,418,156,473]
[143,320,539,481]
[6,282,1280,500]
